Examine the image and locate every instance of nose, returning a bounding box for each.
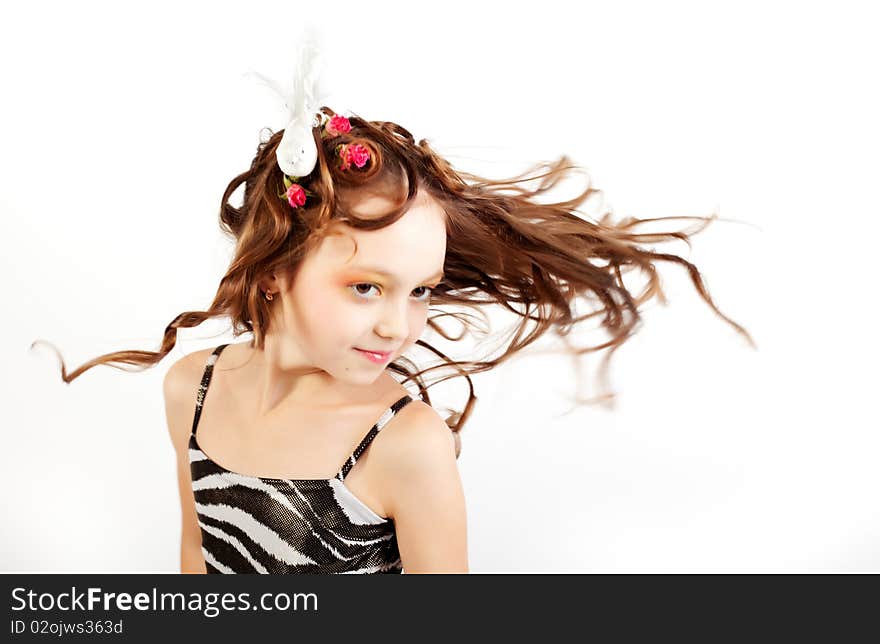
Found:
[375,297,409,343]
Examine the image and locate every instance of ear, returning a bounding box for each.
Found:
[257,273,280,295]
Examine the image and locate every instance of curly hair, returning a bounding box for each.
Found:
[32,106,756,456]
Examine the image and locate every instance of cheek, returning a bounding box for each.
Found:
[406,306,430,339]
[394,308,429,355]
[298,287,354,342]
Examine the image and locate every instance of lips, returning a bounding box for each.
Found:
[354,348,392,359]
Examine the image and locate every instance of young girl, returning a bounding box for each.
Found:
[33,102,754,574]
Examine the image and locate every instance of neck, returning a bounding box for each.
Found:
[241,330,381,419]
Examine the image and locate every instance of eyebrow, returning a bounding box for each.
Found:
[348,266,445,284]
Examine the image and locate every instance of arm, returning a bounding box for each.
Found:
[379,402,469,573]
[163,353,208,574]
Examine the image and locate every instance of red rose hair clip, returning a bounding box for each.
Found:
[277,114,372,209]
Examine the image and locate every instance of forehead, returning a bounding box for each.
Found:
[314,191,447,276]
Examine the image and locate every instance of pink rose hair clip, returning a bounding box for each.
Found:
[278,114,372,209]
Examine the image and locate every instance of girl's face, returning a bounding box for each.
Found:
[271,190,447,385]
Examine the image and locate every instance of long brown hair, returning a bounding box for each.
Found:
[32,106,755,455]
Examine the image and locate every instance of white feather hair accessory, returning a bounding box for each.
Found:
[242,26,331,178]
[240,27,370,210]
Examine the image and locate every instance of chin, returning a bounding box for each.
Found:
[334,367,383,386]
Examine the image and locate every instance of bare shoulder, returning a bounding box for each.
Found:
[162,346,216,454]
[162,346,214,403]
[371,398,465,527]
[374,399,458,480]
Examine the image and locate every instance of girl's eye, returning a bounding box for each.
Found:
[350,283,433,302]
[351,283,379,298]
[411,286,433,301]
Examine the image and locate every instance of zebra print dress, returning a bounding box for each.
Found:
[188,343,413,574]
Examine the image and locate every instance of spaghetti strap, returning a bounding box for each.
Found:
[190,343,230,437]
[336,394,415,482]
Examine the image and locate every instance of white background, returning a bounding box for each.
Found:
[2,0,877,572]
